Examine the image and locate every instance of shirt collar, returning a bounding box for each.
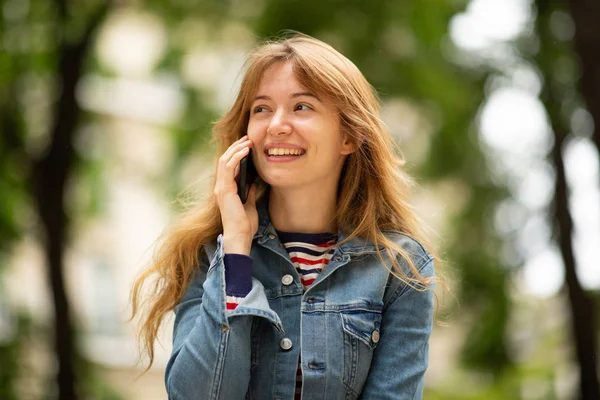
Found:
[255,194,382,255]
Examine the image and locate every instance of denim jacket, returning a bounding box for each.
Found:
[165,200,435,400]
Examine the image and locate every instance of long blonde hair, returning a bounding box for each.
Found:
[131,33,438,369]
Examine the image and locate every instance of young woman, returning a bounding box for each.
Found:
[131,34,437,400]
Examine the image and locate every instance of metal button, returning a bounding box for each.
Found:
[281,274,294,285]
[371,330,380,343]
[280,338,293,351]
[268,234,276,240]
[334,256,342,262]
[306,297,315,304]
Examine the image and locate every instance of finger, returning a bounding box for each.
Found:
[220,139,253,164]
[223,139,252,160]
[225,146,250,170]
[234,135,248,144]
[222,136,248,160]
[216,147,251,192]
[227,137,252,155]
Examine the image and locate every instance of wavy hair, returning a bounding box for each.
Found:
[131,33,439,370]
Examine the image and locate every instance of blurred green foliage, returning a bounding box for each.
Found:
[0,313,31,400]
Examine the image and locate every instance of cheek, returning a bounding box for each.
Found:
[247,120,265,141]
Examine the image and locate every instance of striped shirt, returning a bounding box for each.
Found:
[223,231,337,399]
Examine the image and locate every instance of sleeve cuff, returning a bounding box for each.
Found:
[224,254,253,297]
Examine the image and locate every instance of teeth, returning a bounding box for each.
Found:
[267,148,304,156]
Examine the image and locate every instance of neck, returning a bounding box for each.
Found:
[268,186,338,234]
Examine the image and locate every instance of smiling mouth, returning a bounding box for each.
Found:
[265,148,306,156]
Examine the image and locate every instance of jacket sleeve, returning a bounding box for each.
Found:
[359,258,435,400]
[165,234,282,400]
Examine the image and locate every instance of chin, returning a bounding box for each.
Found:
[262,174,302,189]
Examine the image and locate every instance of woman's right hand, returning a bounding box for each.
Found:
[214,135,258,255]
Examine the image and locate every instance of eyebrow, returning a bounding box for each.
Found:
[254,92,320,101]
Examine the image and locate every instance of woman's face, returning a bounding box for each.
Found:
[247,62,354,193]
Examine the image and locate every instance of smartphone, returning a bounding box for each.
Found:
[237,149,258,204]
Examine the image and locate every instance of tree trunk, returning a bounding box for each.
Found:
[32,3,109,398]
[568,0,600,156]
[33,41,83,400]
[551,126,600,400]
[535,2,600,398]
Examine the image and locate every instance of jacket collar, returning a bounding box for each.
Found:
[254,194,383,255]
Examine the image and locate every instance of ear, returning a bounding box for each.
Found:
[340,133,359,155]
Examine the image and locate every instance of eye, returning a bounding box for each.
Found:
[253,106,266,114]
[295,103,312,111]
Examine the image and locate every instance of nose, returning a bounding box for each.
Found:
[267,109,292,136]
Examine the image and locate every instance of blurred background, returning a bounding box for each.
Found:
[1,0,599,399]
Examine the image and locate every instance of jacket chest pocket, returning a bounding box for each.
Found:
[341,310,382,397]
